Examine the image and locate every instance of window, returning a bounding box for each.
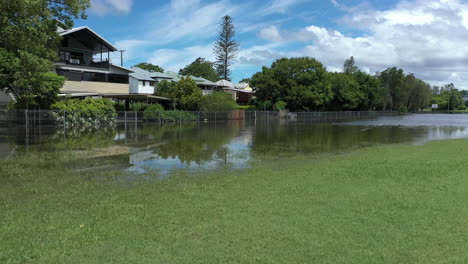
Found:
[143,81,146,86]
[59,51,70,62]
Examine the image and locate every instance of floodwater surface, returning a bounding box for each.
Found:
[1,113,468,177]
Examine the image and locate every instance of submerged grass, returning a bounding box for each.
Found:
[1,140,468,263]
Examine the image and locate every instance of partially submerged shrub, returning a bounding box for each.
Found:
[143,105,197,122]
[273,101,287,111]
[51,98,116,128]
[200,92,236,112]
[143,104,165,121]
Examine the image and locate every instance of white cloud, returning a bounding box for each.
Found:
[259,26,283,42]
[148,45,215,73]
[261,0,306,15]
[141,0,239,45]
[91,0,133,15]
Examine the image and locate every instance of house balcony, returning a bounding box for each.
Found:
[57,58,110,70]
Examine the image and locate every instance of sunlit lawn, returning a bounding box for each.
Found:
[1,139,468,263]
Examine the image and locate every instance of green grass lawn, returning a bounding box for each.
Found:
[1,140,468,263]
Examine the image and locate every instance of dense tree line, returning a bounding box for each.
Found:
[251,57,440,112]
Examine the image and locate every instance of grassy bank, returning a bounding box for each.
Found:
[1,140,468,263]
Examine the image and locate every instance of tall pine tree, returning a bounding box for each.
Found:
[213,16,239,81]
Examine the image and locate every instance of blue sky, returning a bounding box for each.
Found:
[75,0,468,88]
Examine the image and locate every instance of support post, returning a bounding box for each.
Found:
[25,109,28,127]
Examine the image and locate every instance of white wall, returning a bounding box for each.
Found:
[129,77,154,94]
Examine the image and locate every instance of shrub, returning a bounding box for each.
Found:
[143,104,165,121]
[235,105,249,110]
[143,105,197,122]
[114,101,149,111]
[200,92,236,112]
[51,98,116,128]
[273,101,287,111]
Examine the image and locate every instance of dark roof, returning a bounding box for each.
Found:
[59,26,118,53]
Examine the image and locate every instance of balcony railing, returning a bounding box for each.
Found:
[58,57,110,69]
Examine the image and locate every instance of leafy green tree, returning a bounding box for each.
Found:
[179,57,219,82]
[354,71,384,110]
[158,78,202,111]
[133,62,164,73]
[156,80,178,109]
[213,16,239,81]
[328,72,363,110]
[240,78,251,84]
[273,101,287,111]
[0,0,89,109]
[251,57,333,111]
[404,74,432,111]
[200,92,236,111]
[379,67,405,110]
[343,56,359,74]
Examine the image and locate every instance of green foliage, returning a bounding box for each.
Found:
[343,56,359,74]
[273,101,287,111]
[328,72,364,110]
[239,78,251,84]
[378,68,432,111]
[214,15,239,80]
[179,57,219,82]
[432,84,465,110]
[0,0,89,109]
[200,92,236,112]
[235,105,251,110]
[50,98,116,128]
[251,57,333,111]
[175,77,203,111]
[156,80,176,97]
[133,62,164,73]
[354,71,384,110]
[143,108,197,122]
[404,74,432,111]
[114,101,149,111]
[143,104,164,120]
[156,79,202,110]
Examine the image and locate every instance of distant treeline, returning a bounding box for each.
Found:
[250,56,464,112]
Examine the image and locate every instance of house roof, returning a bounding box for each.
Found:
[130,67,173,81]
[59,26,118,53]
[216,80,234,87]
[111,64,134,73]
[130,67,157,81]
[234,82,249,89]
[223,87,255,94]
[150,71,173,79]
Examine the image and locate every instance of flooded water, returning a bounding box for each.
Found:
[2,113,468,177]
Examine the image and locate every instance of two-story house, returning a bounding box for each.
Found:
[56,26,134,96]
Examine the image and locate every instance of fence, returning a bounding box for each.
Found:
[0,109,394,127]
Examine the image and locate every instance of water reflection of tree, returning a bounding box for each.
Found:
[3,125,117,152]
[250,122,455,155]
[140,122,240,165]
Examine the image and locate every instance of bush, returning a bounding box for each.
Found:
[200,92,236,112]
[114,101,149,111]
[143,104,165,121]
[51,98,116,128]
[273,101,287,111]
[398,106,408,115]
[143,105,197,122]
